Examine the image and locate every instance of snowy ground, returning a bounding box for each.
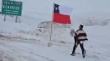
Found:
[0,19,110,61]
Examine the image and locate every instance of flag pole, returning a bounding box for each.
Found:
[48,21,53,47]
[48,2,54,47]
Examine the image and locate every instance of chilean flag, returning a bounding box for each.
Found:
[53,4,72,24]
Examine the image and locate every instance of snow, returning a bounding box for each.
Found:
[0,0,110,61]
[0,27,110,61]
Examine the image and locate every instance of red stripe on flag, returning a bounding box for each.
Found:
[53,13,71,24]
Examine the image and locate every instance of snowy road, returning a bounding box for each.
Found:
[0,35,55,61]
[0,32,110,61]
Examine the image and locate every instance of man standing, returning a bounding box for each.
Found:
[71,24,88,58]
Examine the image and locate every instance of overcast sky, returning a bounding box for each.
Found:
[0,0,110,19]
[52,0,110,21]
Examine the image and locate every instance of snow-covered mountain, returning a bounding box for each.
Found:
[0,0,110,61]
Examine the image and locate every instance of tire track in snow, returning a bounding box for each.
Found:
[0,36,55,61]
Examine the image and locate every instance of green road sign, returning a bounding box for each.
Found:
[2,0,22,16]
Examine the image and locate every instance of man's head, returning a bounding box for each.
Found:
[79,24,83,30]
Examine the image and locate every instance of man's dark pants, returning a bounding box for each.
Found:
[71,38,86,57]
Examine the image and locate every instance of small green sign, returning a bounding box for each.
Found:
[2,0,22,16]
